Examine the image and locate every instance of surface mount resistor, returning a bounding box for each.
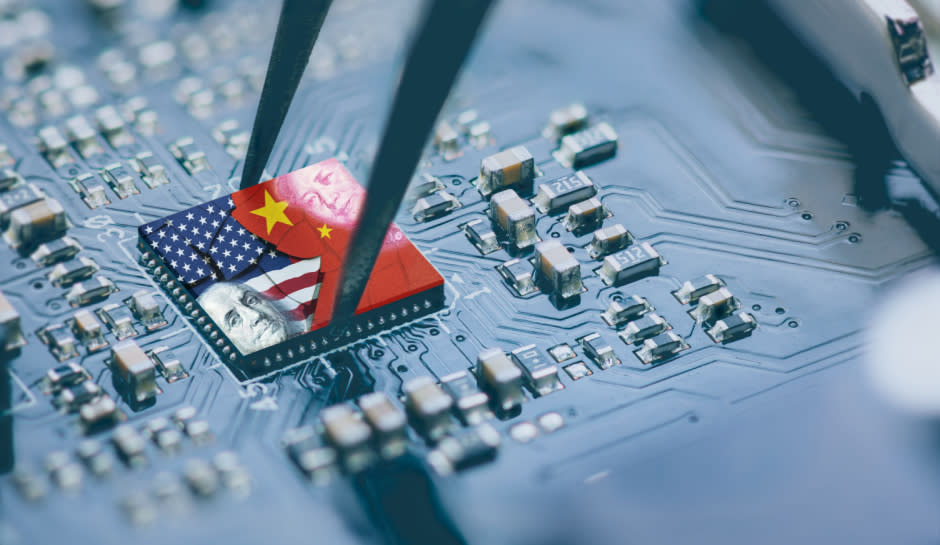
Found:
[461,218,500,255]
[601,295,652,326]
[441,370,493,425]
[619,313,669,344]
[634,331,688,364]
[707,311,757,343]
[578,333,619,370]
[554,122,618,168]
[673,274,725,305]
[533,171,596,213]
[597,243,664,285]
[510,345,563,396]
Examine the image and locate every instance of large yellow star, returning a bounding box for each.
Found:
[317,223,332,239]
[249,190,293,234]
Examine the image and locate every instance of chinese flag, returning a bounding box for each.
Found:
[231,159,443,330]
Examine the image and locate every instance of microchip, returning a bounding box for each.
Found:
[138,159,445,377]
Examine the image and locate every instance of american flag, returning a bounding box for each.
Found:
[138,195,322,324]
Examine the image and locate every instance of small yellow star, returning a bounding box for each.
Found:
[249,190,293,234]
[317,223,332,239]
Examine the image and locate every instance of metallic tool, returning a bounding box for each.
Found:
[240,0,495,332]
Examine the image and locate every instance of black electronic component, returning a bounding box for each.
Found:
[44,362,91,393]
[428,423,500,475]
[619,313,669,344]
[673,274,725,305]
[689,286,740,323]
[96,303,138,339]
[554,122,618,168]
[48,256,98,287]
[441,370,493,425]
[707,311,757,343]
[70,309,108,352]
[634,331,689,364]
[461,218,500,255]
[578,333,619,370]
[37,323,79,361]
[497,257,538,296]
[101,162,139,199]
[0,183,44,226]
[55,381,102,412]
[412,190,460,222]
[30,236,81,266]
[0,168,23,191]
[597,243,665,285]
[511,344,563,396]
[66,276,116,307]
[410,172,445,197]
[533,171,596,213]
[601,295,652,326]
[169,137,209,174]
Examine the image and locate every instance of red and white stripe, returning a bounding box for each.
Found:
[244,257,322,324]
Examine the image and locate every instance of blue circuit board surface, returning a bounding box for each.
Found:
[1,1,938,544]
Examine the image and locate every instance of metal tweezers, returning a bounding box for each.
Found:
[240,0,495,332]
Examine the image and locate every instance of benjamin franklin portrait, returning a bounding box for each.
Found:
[198,282,293,355]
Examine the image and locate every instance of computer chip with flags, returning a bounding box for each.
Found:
[137,158,445,376]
